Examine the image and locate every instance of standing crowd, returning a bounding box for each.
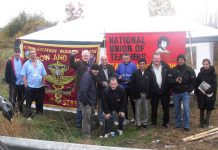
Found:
[5,48,217,138]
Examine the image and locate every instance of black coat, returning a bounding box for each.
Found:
[147,62,171,97]
[169,64,196,93]
[102,85,127,114]
[69,54,89,89]
[5,57,24,85]
[78,71,97,106]
[131,69,151,99]
[97,64,115,98]
[195,66,217,110]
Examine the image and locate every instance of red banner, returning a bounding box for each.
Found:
[106,32,186,68]
[21,41,100,110]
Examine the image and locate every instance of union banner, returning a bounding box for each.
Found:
[106,32,186,68]
[21,41,100,109]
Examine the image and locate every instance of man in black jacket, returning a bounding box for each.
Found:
[78,64,99,138]
[102,77,127,138]
[169,54,196,131]
[131,58,150,128]
[147,53,171,127]
[97,55,115,125]
[70,50,91,128]
[5,48,25,113]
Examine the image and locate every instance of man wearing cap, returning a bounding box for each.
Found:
[169,54,196,131]
[78,63,100,138]
[5,48,25,113]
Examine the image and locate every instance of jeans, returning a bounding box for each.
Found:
[135,93,149,126]
[97,97,105,123]
[76,102,82,128]
[173,92,190,128]
[76,90,82,128]
[105,111,125,134]
[79,102,95,137]
[97,98,117,124]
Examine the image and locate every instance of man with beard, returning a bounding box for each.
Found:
[169,54,196,131]
[78,64,100,138]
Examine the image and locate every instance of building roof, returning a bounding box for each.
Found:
[19,17,218,44]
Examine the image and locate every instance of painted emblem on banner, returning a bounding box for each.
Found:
[46,61,75,103]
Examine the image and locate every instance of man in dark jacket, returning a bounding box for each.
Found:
[147,53,171,127]
[97,55,115,125]
[131,58,150,128]
[169,54,196,131]
[102,77,127,138]
[5,48,25,113]
[78,64,100,138]
[69,50,91,128]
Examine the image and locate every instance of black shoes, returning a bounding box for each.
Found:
[162,124,169,128]
[136,125,141,129]
[184,128,190,132]
[136,124,147,129]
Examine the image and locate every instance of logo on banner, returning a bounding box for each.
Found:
[46,61,75,103]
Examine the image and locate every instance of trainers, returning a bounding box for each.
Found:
[99,122,104,126]
[103,133,109,138]
[113,121,119,126]
[130,118,135,123]
[27,117,32,121]
[123,119,129,125]
[118,130,123,135]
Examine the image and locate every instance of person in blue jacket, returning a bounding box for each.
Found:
[116,53,137,124]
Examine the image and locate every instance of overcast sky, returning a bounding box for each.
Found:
[0,0,217,28]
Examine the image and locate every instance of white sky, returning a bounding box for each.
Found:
[0,0,217,28]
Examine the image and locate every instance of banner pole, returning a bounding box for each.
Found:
[188,31,194,68]
[188,31,198,126]
[103,28,106,55]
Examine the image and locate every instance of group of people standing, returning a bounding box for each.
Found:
[5,48,46,120]
[71,50,217,138]
[5,48,217,139]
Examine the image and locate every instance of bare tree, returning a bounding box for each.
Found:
[65,2,84,22]
[205,12,218,29]
[147,0,176,16]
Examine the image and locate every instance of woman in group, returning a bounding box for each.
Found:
[195,59,217,128]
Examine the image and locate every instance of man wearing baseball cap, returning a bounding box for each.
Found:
[78,63,100,138]
[169,54,196,131]
[5,48,25,113]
